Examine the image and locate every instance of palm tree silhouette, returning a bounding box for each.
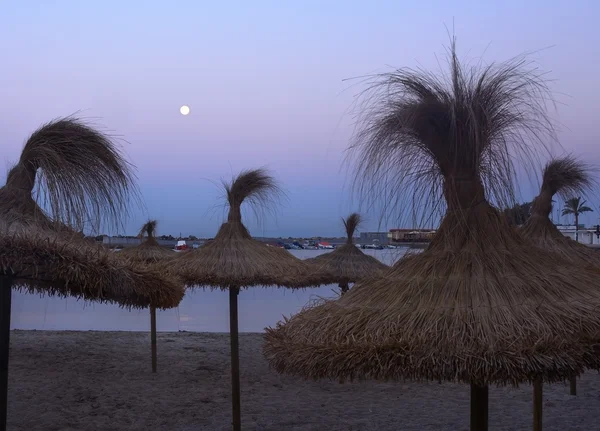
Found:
[562,197,593,241]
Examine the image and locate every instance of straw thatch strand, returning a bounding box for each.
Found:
[0,220,184,309]
[304,213,388,285]
[119,220,176,263]
[264,41,600,388]
[521,156,599,265]
[0,116,140,232]
[168,169,335,289]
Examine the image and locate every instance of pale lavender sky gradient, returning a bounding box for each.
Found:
[1,1,599,236]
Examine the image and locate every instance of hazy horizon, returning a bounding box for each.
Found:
[2,1,599,237]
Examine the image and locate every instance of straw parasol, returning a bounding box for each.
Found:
[119,220,177,372]
[0,117,184,430]
[304,213,388,294]
[0,116,185,307]
[521,156,598,266]
[521,155,598,398]
[168,168,335,431]
[119,220,176,262]
[263,41,600,431]
[0,117,183,308]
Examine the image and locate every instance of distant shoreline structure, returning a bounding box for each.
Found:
[96,233,432,250]
[94,223,600,250]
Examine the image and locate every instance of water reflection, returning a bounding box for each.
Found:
[11,248,410,333]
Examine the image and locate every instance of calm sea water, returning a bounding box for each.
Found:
[10,248,410,333]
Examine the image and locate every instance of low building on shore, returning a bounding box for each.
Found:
[387,224,600,247]
[98,224,600,250]
[556,224,600,245]
[389,228,436,243]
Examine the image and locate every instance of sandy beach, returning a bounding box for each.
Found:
[7,330,600,430]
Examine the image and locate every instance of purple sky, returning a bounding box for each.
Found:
[1,1,599,237]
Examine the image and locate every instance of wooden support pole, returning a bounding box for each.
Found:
[0,276,13,431]
[470,384,488,431]
[533,377,543,431]
[569,376,576,396]
[150,305,157,373]
[229,287,241,431]
[339,282,349,295]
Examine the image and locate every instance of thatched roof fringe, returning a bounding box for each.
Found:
[0,221,184,309]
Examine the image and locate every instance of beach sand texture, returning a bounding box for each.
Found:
[8,331,599,430]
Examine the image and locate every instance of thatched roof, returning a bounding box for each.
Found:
[303,213,388,283]
[520,156,600,264]
[169,169,335,289]
[119,220,176,263]
[0,116,139,233]
[0,117,183,309]
[0,220,184,309]
[263,41,600,386]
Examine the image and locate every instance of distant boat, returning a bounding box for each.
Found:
[318,242,334,249]
[362,244,384,250]
[173,240,189,252]
[302,240,318,250]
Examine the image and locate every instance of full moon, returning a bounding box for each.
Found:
[180,105,190,116]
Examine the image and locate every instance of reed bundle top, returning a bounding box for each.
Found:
[520,156,600,265]
[0,116,139,233]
